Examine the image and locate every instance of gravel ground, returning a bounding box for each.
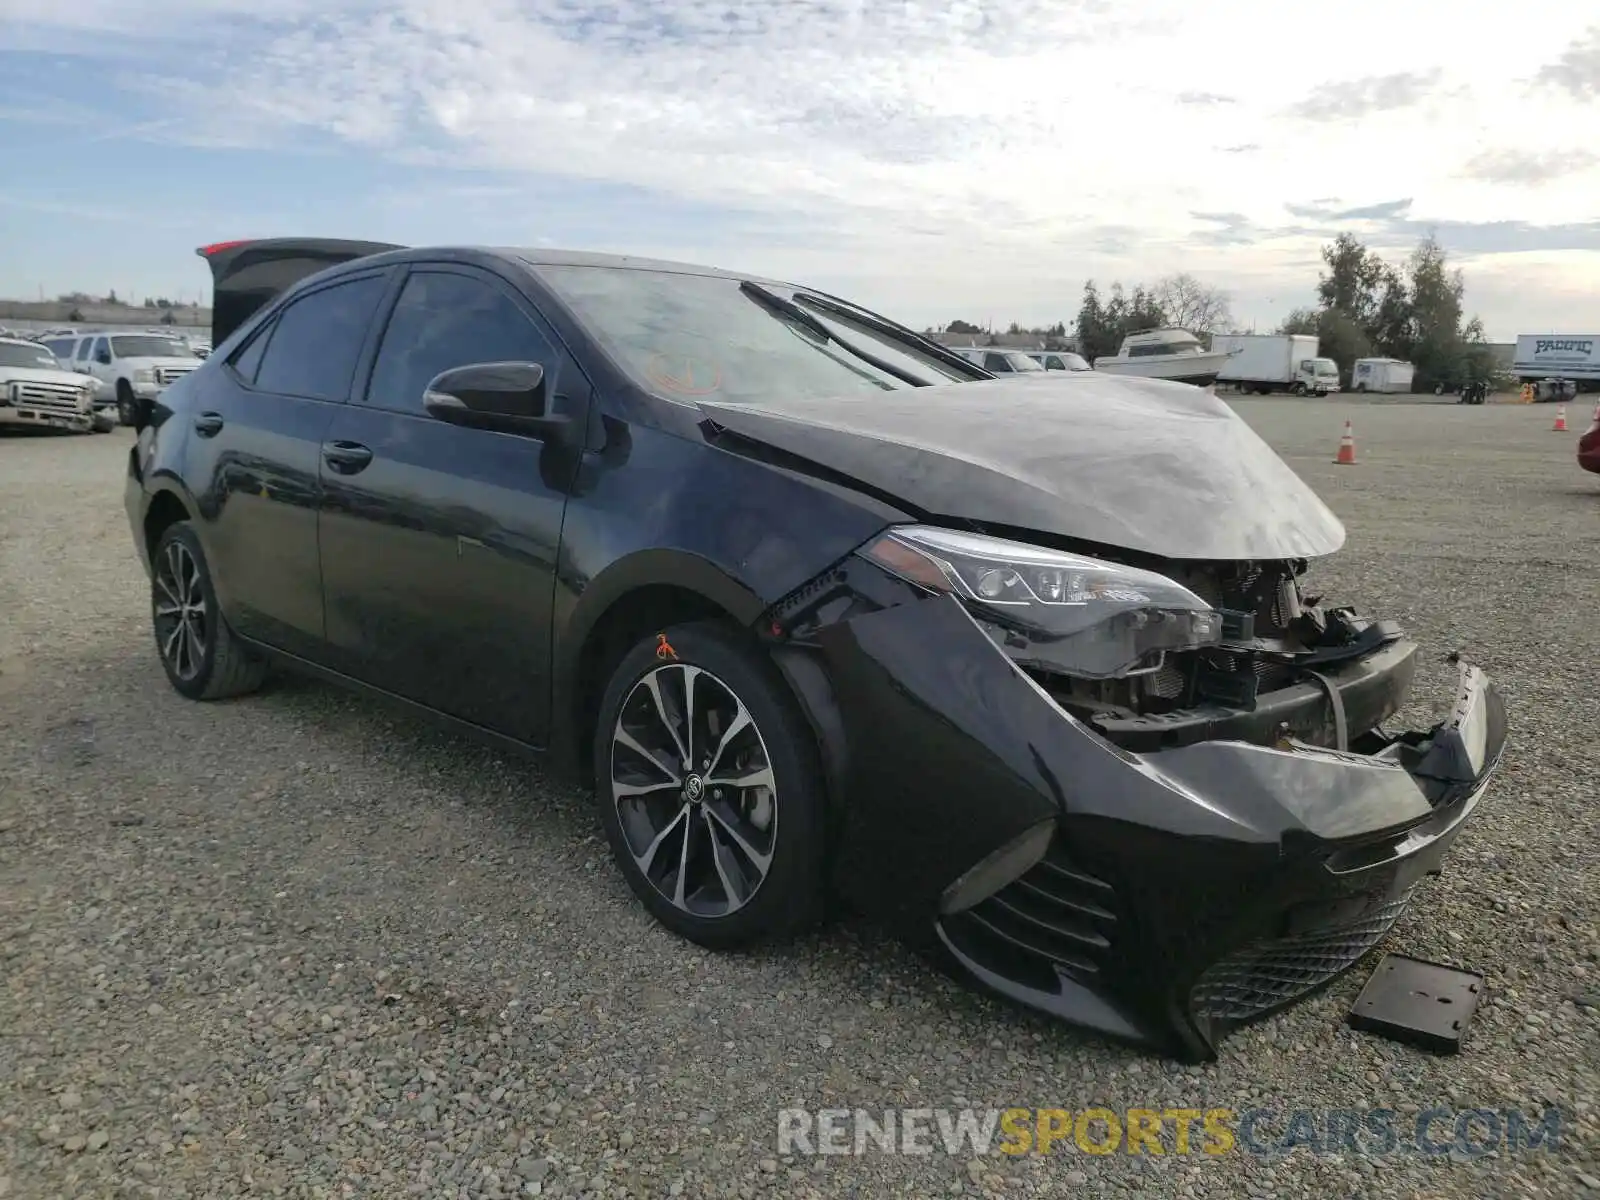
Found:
[3,401,1599,1200]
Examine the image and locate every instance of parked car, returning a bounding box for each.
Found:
[37,333,123,428]
[64,331,201,425]
[1579,404,1600,475]
[125,238,1508,1062]
[0,336,104,433]
[1026,350,1092,372]
[952,347,1054,376]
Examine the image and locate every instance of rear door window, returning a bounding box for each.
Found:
[228,317,276,385]
[252,275,388,401]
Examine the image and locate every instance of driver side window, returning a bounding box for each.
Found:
[365,270,558,416]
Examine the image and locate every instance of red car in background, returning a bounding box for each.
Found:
[1579,403,1600,475]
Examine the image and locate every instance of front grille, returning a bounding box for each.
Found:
[11,380,88,413]
[944,837,1119,983]
[1189,889,1413,1023]
[156,364,196,386]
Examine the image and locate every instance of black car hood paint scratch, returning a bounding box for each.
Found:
[697,375,1347,561]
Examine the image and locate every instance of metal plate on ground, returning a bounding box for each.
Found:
[1346,953,1484,1053]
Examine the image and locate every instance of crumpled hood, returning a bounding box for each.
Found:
[697,373,1346,561]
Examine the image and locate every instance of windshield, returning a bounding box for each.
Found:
[0,343,63,370]
[1056,352,1091,371]
[998,352,1045,373]
[1313,358,1338,376]
[110,335,194,359]
[535,265,975,406]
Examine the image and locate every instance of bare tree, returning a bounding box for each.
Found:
[1151,273,1234,334]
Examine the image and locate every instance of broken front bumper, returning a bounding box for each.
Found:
[811,594,1507,1061]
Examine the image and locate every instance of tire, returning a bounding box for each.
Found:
[592,620,826,950]
[1292,382,1307,396]
[92,411,116,433]
[1354,383,1367,394]
[116,380,137,427]
[149,520,267,701]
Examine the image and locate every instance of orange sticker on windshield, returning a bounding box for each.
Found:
[645,355,721,396]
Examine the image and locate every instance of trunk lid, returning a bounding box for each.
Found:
[198,238,405,348]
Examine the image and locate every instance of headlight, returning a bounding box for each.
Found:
[859,525,1221,679]
[134,368,154,383]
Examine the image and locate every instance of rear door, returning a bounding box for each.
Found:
[316,263,588,744]
[185,267,396,661]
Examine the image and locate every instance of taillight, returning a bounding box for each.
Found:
[196,240,253,258]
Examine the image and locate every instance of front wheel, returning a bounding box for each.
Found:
[592,621,826,949]
[116,380,137,427]
[150,521,267,701]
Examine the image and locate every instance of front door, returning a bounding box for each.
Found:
[185,268,394,659]
[317,264,586,745]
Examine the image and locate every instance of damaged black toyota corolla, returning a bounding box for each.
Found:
[125,240,1507,1061]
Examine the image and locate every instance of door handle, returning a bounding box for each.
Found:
[321,440,373,474]
[194,411,224,437]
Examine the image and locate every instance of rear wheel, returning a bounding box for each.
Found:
[592,621,826,949]
[150,521,266,701]
[1292,381,1307,396]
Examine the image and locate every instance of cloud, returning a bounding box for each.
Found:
[2,0,1599,342]
[1285,198,1414,221]
[1535,24,1600,101]
[1288,70,1442,121]
[1461,148,1599,185]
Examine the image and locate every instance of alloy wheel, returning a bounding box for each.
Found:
[609,663,778,918]
[153,541,208,682]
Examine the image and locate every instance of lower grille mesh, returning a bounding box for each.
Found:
[1189,890,1414,1023]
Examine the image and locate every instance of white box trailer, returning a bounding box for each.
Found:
[1513,334,1600,389]
[1213,333,1340,395]
[1350,357,1415,394]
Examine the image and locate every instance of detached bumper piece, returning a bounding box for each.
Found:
[817,594,1508,1062]
[1346,953,1486,1053]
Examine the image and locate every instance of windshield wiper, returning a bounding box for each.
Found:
[790,292,991,378]
[739,279,930,387]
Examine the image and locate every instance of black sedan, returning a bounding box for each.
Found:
[124,239,1507,1061]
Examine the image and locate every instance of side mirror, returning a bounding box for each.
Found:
[422,361,569,439]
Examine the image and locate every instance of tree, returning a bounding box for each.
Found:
[945,319,982,334]
[1315,233,1386,329]
[1076,281,1119,362]
[1277,308,1320,335]
[1151,273,1234,336]
[1297,231,1488,390]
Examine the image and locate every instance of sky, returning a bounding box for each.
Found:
[1,1,1597,342]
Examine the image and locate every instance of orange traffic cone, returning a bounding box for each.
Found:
[1553,405,1568,432]
[1334,420,1357,465]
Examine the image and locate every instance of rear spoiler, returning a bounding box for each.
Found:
[197,238,406,348]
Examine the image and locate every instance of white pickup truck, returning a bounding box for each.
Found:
[61,331,202,426]
[0,337,104,433]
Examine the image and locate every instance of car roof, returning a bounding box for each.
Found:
[308,244,807,294]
